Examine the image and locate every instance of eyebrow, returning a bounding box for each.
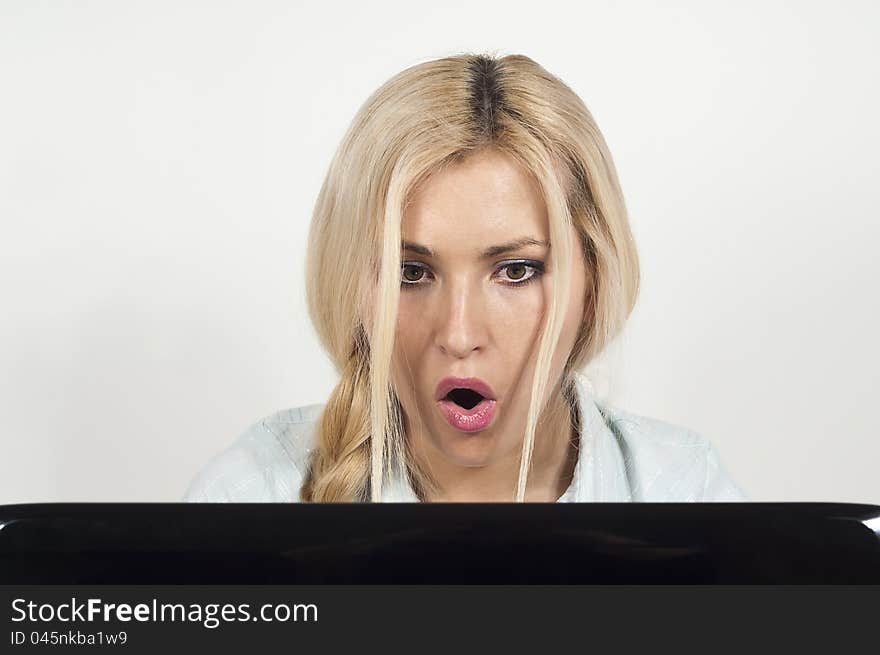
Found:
[401,237,550,259]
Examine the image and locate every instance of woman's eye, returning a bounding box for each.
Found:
[401,261,543,288]
[401,263,429,285]
[497,261,542,285]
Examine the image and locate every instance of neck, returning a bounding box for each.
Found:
[408,380,580,502]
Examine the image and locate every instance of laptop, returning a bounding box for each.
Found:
[2,502,879,583]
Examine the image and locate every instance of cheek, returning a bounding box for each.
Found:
[393,295,436,405]
[390,320,422,421]
[395,295,433,358]
[484,285,545,350]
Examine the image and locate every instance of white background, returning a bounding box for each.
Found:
[1,0,877,504]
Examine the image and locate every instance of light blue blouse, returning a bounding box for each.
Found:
[183,372,747,503]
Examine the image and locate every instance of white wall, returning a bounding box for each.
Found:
[1,0,877,504]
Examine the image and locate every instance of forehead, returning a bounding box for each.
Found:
[402,149,548,249]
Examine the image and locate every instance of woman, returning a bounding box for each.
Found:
[184,53,746,503]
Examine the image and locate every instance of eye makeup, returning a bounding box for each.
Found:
[401,261,431,285]
[494,259,545,286]
[400,259,546,289]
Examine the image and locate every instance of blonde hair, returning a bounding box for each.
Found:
[300,52,639,502]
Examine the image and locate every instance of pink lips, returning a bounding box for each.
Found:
[434,376,497,433]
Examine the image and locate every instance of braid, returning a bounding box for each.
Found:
[300,337,373,502]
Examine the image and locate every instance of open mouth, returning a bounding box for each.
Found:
[436,382,497,432]
[434,376,497,432]
[445,388,486,410]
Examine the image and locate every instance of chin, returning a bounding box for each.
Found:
[434,426,501,467]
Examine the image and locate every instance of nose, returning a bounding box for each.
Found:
[434,281,487,359]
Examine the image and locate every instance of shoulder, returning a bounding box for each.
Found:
[597,403,748,502]
[182,403,323,502]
